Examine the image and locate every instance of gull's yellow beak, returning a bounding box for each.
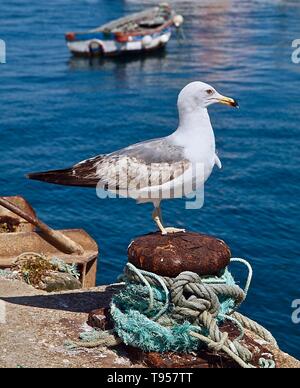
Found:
[218,96,239,108]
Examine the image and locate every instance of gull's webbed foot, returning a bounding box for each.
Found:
[162,227,186,235]
[152,206,186,235]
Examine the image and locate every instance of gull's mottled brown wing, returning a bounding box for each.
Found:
[27,138,191,189]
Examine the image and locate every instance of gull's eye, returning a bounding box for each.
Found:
[206,89,214,95]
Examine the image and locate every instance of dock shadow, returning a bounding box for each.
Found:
[0,284,122,314]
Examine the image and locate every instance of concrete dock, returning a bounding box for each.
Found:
[0,278,299,369]
[0,278,142,368]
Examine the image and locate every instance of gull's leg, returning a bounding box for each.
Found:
[152,206,185,235]
[152,206,167,235]
[158,206,164,226]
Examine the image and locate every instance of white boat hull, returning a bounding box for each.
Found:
[67,31,172,56]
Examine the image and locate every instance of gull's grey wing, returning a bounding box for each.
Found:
[27,138,191,189]
[96,137,191,191]
[112,137,186,164]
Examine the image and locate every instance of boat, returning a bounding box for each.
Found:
[65,3,184,57]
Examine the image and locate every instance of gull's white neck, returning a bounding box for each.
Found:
[177,107,212,134]
[170,107,216,156]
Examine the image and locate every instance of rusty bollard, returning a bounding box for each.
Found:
[87,232,244,368]
[126,231,244,368]
[88,231,231,336]
[128,231,231,277]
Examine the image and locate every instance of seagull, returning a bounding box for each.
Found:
[28,82,238,235]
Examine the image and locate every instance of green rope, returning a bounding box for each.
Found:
[127,262,170,321]
[111,263,244,352]
[126,263,156,313]
[109,259,277,369]
[50,258,80,280]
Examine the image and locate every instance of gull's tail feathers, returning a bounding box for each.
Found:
[27,167,98,188]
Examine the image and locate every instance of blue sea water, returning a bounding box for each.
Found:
[0,0,299,359]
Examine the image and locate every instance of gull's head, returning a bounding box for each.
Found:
[178,81,239,113]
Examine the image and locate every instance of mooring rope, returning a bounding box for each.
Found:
[69,258,277,369]
[127,262,170,321]
[231,311,278,349]
[66,329,122,349]
[230,258,253,298]
[111,260,277,369]
[124,264,246,318]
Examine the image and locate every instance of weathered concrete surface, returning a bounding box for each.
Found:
[0,278,142,368]
[0,278,299,369]
[273,347,300,369]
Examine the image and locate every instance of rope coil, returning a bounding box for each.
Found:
[109,259,277,369]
